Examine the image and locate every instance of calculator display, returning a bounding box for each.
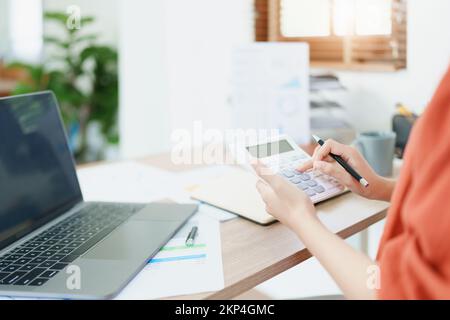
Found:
[246,140,294,158]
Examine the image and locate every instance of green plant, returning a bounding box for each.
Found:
[8,11,119,163]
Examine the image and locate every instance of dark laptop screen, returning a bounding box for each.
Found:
[0,92,82,251]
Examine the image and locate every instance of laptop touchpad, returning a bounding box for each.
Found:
[83,220,179,260]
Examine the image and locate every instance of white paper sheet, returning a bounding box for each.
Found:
[77,161,238,207]
[168,165,238,203]
[197,203,237,222]
[77,162,178,203]
[116,212,224,299]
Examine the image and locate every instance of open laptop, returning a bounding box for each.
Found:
[0,91,197,299]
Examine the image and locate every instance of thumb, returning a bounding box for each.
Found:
[256,179,276,203]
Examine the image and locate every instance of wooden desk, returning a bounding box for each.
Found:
[134,152,392,300]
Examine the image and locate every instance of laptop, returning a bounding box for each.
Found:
[0,91,198,299]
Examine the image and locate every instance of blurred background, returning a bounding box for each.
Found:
[1,0,449,163]
[1,0,450,299]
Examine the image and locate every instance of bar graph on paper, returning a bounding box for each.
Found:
[148,221,207,266]
[117,212,224,299]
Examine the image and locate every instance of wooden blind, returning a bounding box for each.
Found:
[254,0,408,71]
[254,0,269,41]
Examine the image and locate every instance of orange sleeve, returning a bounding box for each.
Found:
[377,66,450,299]
[378,161,450,299]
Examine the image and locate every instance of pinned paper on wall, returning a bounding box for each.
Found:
[230,43,310,144]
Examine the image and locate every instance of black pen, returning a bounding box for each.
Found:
[185,226,198,247]
[312,135,369,188]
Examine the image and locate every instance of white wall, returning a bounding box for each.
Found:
[165,0,254,133]
[118,0,171,158]
[42,0,253,157]
[0,0,10,57]
[1,0,44,62]
[118,0,253,157]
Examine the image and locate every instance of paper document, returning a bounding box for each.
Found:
[116,212,224,299]
[198,203,237,222]
[77,161,238,206]
[77,162,177,203]
[168,165,238,203]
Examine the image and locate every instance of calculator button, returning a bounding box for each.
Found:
[306,189,316,197]
[300,174,311,181]
[314,186,325,193]
[282,170,295,178]
[290,177,302,184]
[298,183,309,190]
[307,180,318,187]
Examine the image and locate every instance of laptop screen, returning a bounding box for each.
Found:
[0,92,82,251]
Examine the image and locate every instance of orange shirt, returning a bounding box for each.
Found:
[377,66,450,299]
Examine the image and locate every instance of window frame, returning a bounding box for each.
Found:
[255,0,407,72]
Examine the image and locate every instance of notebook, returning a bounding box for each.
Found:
[189,168,275,225]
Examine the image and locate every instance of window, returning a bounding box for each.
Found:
[255,0,407,71]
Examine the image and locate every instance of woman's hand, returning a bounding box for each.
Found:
[297,139,395,201]
[254,160,378,299]
[253,162,317,229]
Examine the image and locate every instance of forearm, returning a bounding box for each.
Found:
[371,177,396,202]
[293,215,378,300]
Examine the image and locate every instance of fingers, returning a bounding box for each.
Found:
[254,162,299,206]
[256,179,271,199]
[297,145,328,172]
[297,145,319,172]
[313,161,351,185]
[256,179,276,210]
[315,139,351,162]
[298,140,352,173]
[297,159,314,172]
[311,145,321,156]
[297,159,313,172]
[252,161,284,190]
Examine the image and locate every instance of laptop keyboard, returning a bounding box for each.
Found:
[0,202,145,287]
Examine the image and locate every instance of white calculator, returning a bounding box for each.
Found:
[244,135,347,204]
